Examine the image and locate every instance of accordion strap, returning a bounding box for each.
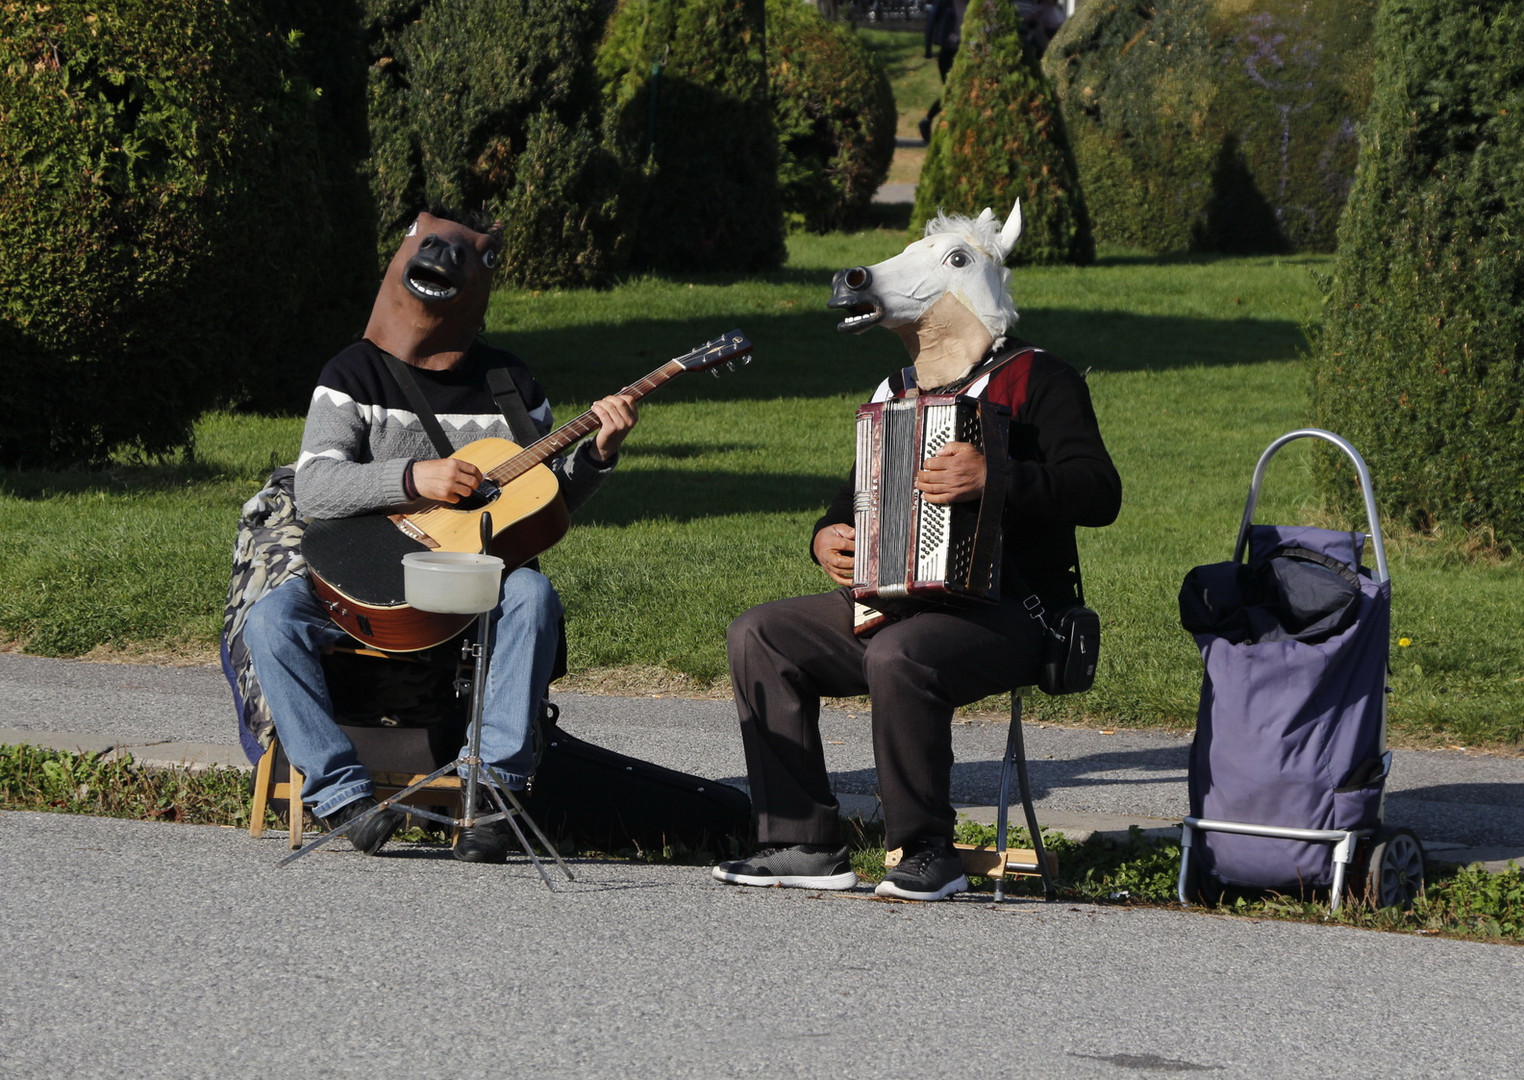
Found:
[950,345,1085,618]
[943,344,1038,395]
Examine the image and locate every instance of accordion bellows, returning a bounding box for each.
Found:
[852,392,1009,605]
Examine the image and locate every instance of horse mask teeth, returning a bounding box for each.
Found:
[839,303,882,333]
[365,211,499,367]
[404,264,458,301]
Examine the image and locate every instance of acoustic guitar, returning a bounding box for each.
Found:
[303,330,753,651]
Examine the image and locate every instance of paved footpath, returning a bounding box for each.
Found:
[1,654,1522,1078]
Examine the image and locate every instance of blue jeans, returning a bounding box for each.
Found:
[243,570,563,819]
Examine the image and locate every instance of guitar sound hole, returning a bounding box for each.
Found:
[452,480,500,512]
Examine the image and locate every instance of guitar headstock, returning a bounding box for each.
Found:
[677,329,753,376]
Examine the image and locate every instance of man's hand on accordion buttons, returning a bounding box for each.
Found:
[813,523,856,587]
[915,442,985,504]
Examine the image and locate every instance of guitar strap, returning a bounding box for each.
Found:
[484,366,540,446]
[380,351,455,458]
[379,349,540,452]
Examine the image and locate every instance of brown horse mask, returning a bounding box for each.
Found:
[364,212,500,369]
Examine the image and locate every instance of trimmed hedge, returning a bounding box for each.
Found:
[1310,1,1524,546]
[910,0,1091,265]
[1045,0,1376,255]
[363,0,626,289]
[245,0,377,412]
[767,0,896,234]
[597,0,785,273]
[0,1,374,462]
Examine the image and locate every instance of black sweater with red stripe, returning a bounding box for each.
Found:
[815,340,1122,612]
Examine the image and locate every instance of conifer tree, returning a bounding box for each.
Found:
[767,0,896,234]
[364,0,626,288]
[598,0,785,273]
[0,0,371,463]
[911,0,1091,266]
[1046,0,1376,255]
[1311,1,1524,545]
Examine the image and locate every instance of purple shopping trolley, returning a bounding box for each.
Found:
[1176,430,1424,911]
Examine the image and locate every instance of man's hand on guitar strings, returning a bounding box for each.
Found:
[813,523,857,587]
[411,457,487,504]
[915,442,985,504]
[590,393,639,463]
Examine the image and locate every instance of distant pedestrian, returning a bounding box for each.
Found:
[1023,0,1067,56]
[919,0,968,143]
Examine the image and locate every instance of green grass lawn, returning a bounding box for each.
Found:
[1,222,1519,749]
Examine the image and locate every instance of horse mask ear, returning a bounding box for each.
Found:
[993,199,1023,263]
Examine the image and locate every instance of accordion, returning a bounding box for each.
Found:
[851,392,1009,626]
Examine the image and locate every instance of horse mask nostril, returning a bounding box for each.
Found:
[845,266,871,291]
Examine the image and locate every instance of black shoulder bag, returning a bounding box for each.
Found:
[1018,569,1101,697]
[949,349,1100,697]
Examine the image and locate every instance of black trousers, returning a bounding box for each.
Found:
[726,587,1043,851]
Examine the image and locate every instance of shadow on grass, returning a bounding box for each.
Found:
[4,266,1307,499]
[857,201,914,234]
[1021,307,1311,375]
[491,307,1310,408]
[574,467,846,524]
[1091,250,1330,269]
[0,459,236,500]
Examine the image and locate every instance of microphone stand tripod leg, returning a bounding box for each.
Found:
[486,765,575,883]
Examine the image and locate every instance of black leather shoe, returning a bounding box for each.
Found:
[453,818,515,863]
[322,796,404,856]
[453,786,521,863]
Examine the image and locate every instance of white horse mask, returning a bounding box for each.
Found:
[829,200,1023,387]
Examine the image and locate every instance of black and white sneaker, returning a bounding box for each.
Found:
[874,837,968,901]
[711,844,859,890]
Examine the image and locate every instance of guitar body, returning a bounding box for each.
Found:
[304,437,571,652]
[404,437,566,554]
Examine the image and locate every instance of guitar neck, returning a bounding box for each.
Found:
[485,359,684,485]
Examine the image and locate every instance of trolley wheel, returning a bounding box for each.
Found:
[1363,827,1426,910]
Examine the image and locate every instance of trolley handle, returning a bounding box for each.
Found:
[1232,428,1389,584]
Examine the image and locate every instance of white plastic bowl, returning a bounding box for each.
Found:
[402,551,505,614]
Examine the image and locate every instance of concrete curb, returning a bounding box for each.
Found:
[0,727,250,771]
[5,726,1512,873]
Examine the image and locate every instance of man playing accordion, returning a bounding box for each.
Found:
[713,202,1121,900]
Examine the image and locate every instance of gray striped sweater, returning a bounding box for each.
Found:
[294,340,614,519]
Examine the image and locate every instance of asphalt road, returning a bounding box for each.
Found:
[2,654,1522,1078]
[2,811,1522,1079]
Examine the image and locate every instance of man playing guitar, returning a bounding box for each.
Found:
[243,208,637,861]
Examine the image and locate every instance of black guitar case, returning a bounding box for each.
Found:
[319,648,749,851]
[525,724,752,854]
